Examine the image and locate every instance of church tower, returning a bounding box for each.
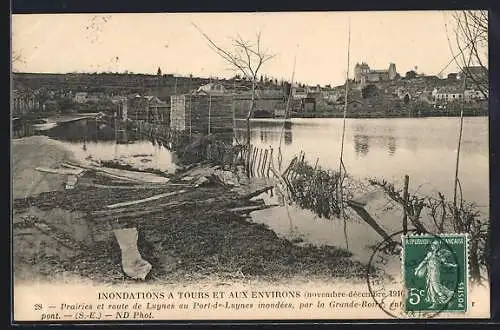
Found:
[388,63,397,80]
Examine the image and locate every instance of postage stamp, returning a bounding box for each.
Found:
[402,233,468,314]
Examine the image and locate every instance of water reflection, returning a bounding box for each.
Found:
[45,119,118,142]
[386,136,397,156]
[353,135,370,156]
[26,116,488,209]
[353,134,398,157]
[244,120,294,146]
[284,130,292,145]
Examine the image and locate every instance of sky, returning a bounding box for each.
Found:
[11,11,486,86]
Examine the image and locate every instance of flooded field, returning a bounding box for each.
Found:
[17,115,489,272]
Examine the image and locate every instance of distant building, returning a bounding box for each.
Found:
[464,89,488,101]
[170,94,234,134]
[354,62,371,83]
[195,83,227,96]
[74,92,88,103]
[127,95,169,123]
[460,66,488,82]
[432,88,463,103]
[354,62,398,85]
[291,84,308,100]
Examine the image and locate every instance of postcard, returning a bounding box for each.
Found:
[11,10,490,322]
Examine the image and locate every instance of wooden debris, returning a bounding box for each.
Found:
[105,190,187,209]
[79,182,190,190]
[347,201,393,243]
[36,167,85,176]
[227,204,279,213]
[238,185,274,200]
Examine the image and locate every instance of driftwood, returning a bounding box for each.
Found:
[91,202,194,222]
[347,201,393,243]
[105,190,187,209]
[65,161,140,182]
[227,204,279,213]
[91,195,232,218]
[35,167,85,176]
[94,171,141,182]
[79,182,190,190]
[61,162,85,170]
[238,185,274,200]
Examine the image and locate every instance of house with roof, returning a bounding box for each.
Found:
[464,89,488,101]
[126,94,169,123]
[431,87,463,103]
[460,66,488,83]
[194,83,227,96]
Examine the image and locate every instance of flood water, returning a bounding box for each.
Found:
[34,116,489,267]
[242,116,489,267]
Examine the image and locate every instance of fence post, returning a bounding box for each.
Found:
[267,148,273,178]
[262,149,268,177]
[403,174,410,234]
[247,145,253,177]
[257,149,263,178]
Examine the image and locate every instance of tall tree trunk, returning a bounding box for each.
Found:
[245,79,256,177]
[246,79,256,145]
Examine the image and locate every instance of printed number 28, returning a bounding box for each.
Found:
[408,288,425,305]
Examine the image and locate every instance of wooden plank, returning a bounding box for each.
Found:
[61,162,84,170]
[228,204,279,213]
[64,161,147,183]
[92,198,226,222]
[79,182,191,190]
[35,167,85,176]
[105,189,187,209]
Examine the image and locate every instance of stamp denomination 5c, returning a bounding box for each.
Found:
[402,234,468,314]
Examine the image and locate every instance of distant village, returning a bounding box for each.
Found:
[12,62,488,126]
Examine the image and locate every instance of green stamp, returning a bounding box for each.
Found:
[402,234,468,313]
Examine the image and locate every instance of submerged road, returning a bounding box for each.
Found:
[12,136,76,199]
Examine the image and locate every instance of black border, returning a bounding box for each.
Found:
[8,0,500,328]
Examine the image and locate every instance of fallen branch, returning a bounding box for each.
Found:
[105,190,187,209]
[35,167,85,176]
[227,204,279,213]
[91,196,232,220]
[347,201,394,243]
[238,185,274,200]
[79,182,190,190]
[65,161,144,183]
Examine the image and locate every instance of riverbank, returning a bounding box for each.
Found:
[288,110,488,119]
[12,136,371,285]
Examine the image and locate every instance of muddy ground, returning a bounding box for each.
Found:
[12,136,377,285]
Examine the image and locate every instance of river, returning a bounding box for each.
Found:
[242,116,489,266]
[36,116,489,265]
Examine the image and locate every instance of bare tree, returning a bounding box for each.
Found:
[192,23,276,147]
[446,10,488,98]
[12,49,26,70]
